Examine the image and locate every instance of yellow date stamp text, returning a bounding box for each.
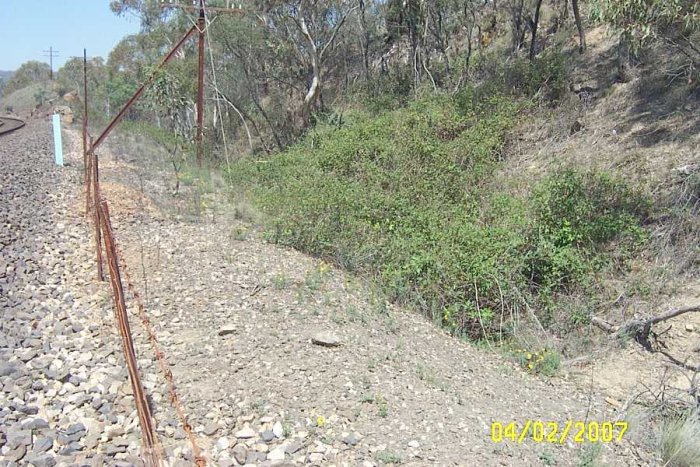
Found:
[490,420,628,444]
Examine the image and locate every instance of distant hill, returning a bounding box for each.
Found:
[0,70,13,84]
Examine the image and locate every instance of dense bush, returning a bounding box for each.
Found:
[465,49,568,105]
[227,92,648,340]
[525,169,650,293]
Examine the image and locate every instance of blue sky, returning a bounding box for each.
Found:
[0,1,141,71]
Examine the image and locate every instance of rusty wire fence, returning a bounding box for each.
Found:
[84,140,205,466]
[76,4,227,460]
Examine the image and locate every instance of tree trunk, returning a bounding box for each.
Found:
[572,0,586,53]
[357,0,370,81]
[529,0,544,60]
[510,0,526,52]
[299,15,321,121]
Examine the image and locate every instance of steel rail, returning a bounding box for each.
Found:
[0,117,26,136]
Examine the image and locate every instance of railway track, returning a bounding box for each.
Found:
[0,116,26,136]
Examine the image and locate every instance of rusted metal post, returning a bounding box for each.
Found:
[91,143,104,282]
[85,136,92,219]
[82,49,88,184]
[196,0,206,167]
[98,199,161,466]
[90,25,198,153]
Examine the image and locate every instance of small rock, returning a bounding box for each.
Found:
[342,433,360,446]
[272,421,284,438]
[267,445,286,461]
[4,442,27,462]
[311,331,341,347]
[105,426,125,440]
[216,437,230,450]
[261,430,275,442]
[686,324,695,332]
[83,433,100,450]
[232,444,247,465]
[235,426,256,439]
[253,442,269,453]
[246,451,267,464]
[217,326,236,336]
[26,454,57,467]
[285,440,303,455]
[308,452,324,463]
[104,443,128,456]
[408,440,420,448]
[0,362,18,377]
[6,429,32,445]
[19,405,40,415]
[203,422,219,436]
[24,418,50,430]
[59,440,83,455]
[33,436,54,453]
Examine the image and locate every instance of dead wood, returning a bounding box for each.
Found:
[593,304,700,351]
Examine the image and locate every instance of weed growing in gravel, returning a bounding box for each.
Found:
[376,395,389,418]
[512,348,560,376]
[295,289,306,305]
[384,314,399,334]
[577,444,602,467]
[360,375,371,390]
[330,312,346,325]
[539,450,556,466]
[282,417,294,438]
[305,262,331,291]
[251,399,266,413]
[375,450,402,464]
[346,305,367,323]
[416,362,433,383]
[375,300,389,315]
[360,394,374,403]
[231,226,248,241]
[271,273,288,289]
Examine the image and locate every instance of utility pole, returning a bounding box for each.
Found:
[42,46,59,80]
[160,0,244,167]
[196,0,205,167]
[83,49,89,183]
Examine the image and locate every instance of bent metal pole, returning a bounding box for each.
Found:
[89,25,198,153]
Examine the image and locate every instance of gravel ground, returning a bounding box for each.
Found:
[1,120,656,466]
[0,120,190,466]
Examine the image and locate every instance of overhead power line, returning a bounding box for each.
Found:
[42,46,60,80]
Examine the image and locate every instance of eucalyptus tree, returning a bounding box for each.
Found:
[2,61,50,96]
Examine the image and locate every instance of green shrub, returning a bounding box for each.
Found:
[513,348,561,376]
[352,70,414,115]
[526,169,650,292]
[227,93,649,340]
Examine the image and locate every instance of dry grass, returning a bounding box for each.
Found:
[660,410,700,467]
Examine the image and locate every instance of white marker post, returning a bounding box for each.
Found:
[52,114,63,166]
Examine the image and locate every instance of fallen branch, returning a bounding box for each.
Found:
[593,304,700,351]
[591,316,617,333]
